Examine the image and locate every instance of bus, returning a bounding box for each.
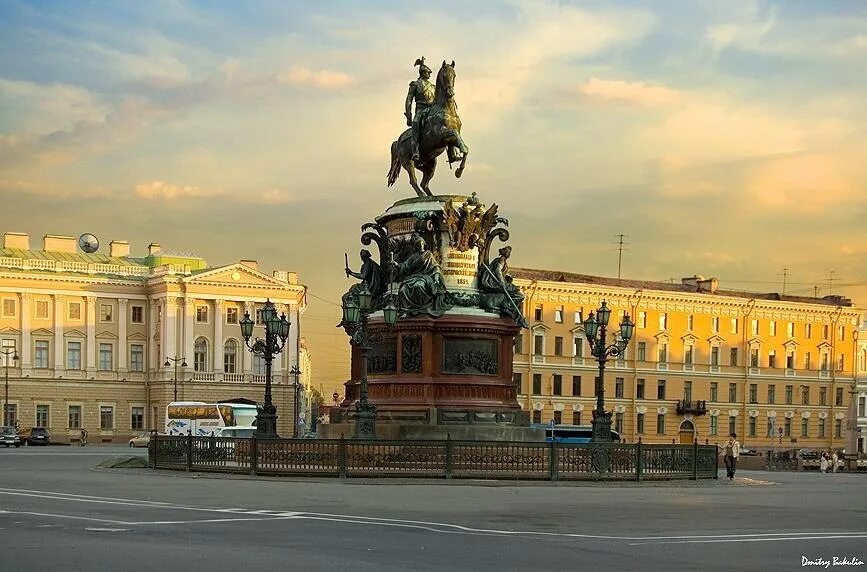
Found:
[531,424,621,444]
[165,402,258,436]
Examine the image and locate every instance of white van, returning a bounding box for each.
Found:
[214,427,255,438]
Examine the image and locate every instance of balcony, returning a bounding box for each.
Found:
[676,400,708,416]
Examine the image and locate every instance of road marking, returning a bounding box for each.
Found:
[85,527,131,532]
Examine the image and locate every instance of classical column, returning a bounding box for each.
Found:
[118,298,128,373]
[164,297,177,378]
[183,298,195,373]
[85,296,97,375]
[149,299,159,372]
[213,299,224,380]
[242,302,254,380]
[53,294,65,376]
[19,292,32,375]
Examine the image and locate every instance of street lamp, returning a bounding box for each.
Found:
[240,299,291,439]
[290,364,301,438]
[1,347,19,426]
[583,300,634,442]
[164,355,187,402]
[341,284,398,439]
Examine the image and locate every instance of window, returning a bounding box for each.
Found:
[512,373,522,389]
[804,352,812,370]
[100,406,114,430]
[573,337,583,358]
[194,338,208,372]
[819,387,827,406]
[710,415,718,436]
[35,300,49,319]
[98,343,113,371]
[34,340,49,368]
[751,320,759,336]
[658,343,668,363]
[839,326,845,341]
[836,387,844,406]
[684,346,693,365]
[637,342,646,362]
[224,340,237,373]
[554,336,563,356]
[572,411,582,425]
[784,417,791,437]
[749,384,757,403]
[712,317,719,333]
[514,334,523,354]
[533,335,543,355]
[805,324,812,338]
[637,413,645,434]
[710,382,718,402]
[4,403,17,426]
[638,311,647,328]
[68,406,81,429]
[36,405,49,428]
[554,306,563,323]
[818,418,826,438]
[131,407,144,430]
[687,315,694,330]
[801,418,808,438]
[131,306,144,324]
[130,344,144,372]
[67,341,82,370]
[657,380,666,400]
[68,302,81,320]
[859,396,866,417]
[659,313,668,330]
[196,305,208,323]
[838,355,845,372]
[768,385,776,404]
[785,385,793,405]
[656,414,665,435]
[1,339,15,366]
[750,348,759,367]
[636,379,645,399]
[820,353,829,371]
[100,304,113,322]
[748,416,756,437]
[730,318,738,334]
[226,307,238,324]
[574,310,583,324]
[801,386,810,405]
[786,351,795,369]
[683,380,692,402]
[553,410,562,425]
[766,418,775,437]
[822,324,829,339]
[534,305,542,321]
[532,374,542,395]
[768,350,776,369]
[615,377,624,398]
[769,321,777,336]
[729,416,737,436]
[532,411,542,424]
[572,375,581,396]
[552,374,562,396]
[787,322,795,338]
[615,412,624,433]
[728,383,737,402]
[730,348,738,367]
[2,298,16,317]
[711,346,720,366]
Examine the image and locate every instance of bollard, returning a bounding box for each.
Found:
[338,433,347,479]
[549,437,559,482]
[692,439,698,480]
[186,432,193,472]
[636,437,643,482]
[250,436,258,476]
[151,432,158,470]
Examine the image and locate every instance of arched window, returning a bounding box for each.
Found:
[223,340,237,373]
[252,352,266,375]
[194,337,208,372]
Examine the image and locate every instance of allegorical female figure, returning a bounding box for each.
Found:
[342,249,384,309]
[392,236,450,317]
[479,246,527,327]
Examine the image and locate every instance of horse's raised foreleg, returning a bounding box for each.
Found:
[446,130,469,178]
[420,158,436,196]
[455,148,468,179]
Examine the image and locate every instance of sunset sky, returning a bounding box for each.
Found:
[2,0,867,394]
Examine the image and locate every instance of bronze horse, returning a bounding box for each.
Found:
[387,60,469,197]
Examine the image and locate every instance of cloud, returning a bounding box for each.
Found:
[134,181,214,200]
[577,78,681,106]
[274,66,355,90]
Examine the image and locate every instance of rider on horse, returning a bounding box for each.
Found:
[405,57,435,163]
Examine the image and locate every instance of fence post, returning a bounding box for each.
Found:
[445,433,453,480]
[339,433,347,479]
[549,438,558,481]
[692,439,698,480]
[186,431,193,472]
[151,432,158,470]
[636,437,642,482]
[250,436,258,476]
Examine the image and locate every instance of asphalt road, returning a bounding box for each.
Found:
[1,446,865,572]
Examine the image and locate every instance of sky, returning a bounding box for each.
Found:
[2,0,867,396]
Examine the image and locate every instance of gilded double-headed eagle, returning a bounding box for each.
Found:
[444,194,500,252]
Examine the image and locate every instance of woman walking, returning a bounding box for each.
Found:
[722,433,740,480]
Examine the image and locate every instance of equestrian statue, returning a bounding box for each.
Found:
[387,58,469,197]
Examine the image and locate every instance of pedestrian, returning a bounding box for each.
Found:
[722,432,740,480]
[79,427,88,447]
[831,450,839,473]
[820,451,828,473]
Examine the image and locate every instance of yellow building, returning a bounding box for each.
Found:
[512,268,861,451]
[0,231,307,442]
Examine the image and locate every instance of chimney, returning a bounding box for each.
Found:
[43,234,77,253]
[272,270,288,282]
[681,275,704,290]
[286,272,298,285]
[240,259,258,270]
[148,243,161,256]
[698,277,719,294]
[109,240,130,258]
[3,232,29,249]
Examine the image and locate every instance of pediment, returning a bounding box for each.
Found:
[783,338,799,348]
[707,334,725,344]
[0,326,21,335]
[569,325,584,335]
[680,333,699,344]
[96,331,119,340]
[127,332,148,341]
[747,336,762,347]
[816,341,832,350]
[31,328,54,336]
[64,329,86,338]
[531,322,550,332]
[183,264,290,288]
[654,331,670,342]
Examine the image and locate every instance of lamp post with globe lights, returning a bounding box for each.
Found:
[583,300,635,442]
[1,346,19,426]
[239,299,291,439]
[164,355,187,402]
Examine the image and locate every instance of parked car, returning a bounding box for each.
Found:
[1,426,22,448]
[739,447,759,456]
[799,448,818,460]
[25,427,50,445]
[128,433,151,448]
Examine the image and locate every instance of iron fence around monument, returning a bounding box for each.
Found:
[150,434,718,481]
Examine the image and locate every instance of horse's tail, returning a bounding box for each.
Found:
[387,140,400,187]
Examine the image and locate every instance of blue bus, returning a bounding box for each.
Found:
[531,424,621,443]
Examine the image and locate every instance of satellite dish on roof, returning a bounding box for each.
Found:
[78,233,99,253]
